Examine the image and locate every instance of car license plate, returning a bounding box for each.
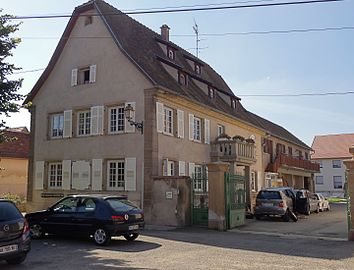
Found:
[263,203,273,207]
[0,244,18,254]
[128,225,139,230]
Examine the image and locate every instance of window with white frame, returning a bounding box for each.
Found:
[107,160,125,190]
[194,117,201,141]
[51,114,64,138]
[193,165,203,191]
[333,176,342,189]
[231,99,237,109]
[163,107,173,135]
[332,160,341,168]
[77,110,91,136]
[217,124,225,137]
[251,171,257,191]
[109,106,125,133]
[167,47,175,60]
[316,175,324,185]
[163,160,175,176]
[195,63,201,75]
[208,87,215,98]
[48,163,63,189]
[178,72,187,86]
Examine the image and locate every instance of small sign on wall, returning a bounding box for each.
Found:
[165,191,173,199]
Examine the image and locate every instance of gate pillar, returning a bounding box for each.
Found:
[207,162,229,231]
[343,145,354,241]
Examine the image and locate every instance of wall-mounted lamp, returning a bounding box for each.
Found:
[124,104,143,134]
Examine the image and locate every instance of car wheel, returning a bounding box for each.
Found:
[124,233,139,241]
[93,228,111,246]
[305,205,310,216]
[282,211,290,222]
[30,223,44,239]
[6,254,27,265]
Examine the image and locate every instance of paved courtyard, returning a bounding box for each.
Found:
[235,203,348,240]
[1,224,353,270]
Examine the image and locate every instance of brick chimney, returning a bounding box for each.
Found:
[160,24,170,42]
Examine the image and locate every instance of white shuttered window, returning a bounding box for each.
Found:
[63,110,72,138]
[34,161,45,190]
[90,106,104,135]
[156,102,164,133]
[177,109,184,139]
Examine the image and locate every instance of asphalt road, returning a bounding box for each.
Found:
[236,203,348,240]
[1,226,354,270]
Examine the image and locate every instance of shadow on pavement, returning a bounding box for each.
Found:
[0,235,160,270]
[144,227,354,260]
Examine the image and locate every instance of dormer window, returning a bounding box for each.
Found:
[231,99,237,109]
[167,47,175,60]
[195,63,201,75]
[84,15,93,26]
[208,87,215,98]
[178,72,187,86]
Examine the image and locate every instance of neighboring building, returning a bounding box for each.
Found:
[0,127,30,197]
[23,0,319,222]
[311,133,354,197]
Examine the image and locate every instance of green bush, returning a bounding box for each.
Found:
[1,193,26,211]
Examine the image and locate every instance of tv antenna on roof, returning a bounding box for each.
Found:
[193,19,200,57]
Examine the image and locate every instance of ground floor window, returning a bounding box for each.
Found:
[107,160,125,190]
[193,165,208,191]
[316,175,324,185]
[48,163,62,188]
[333,176,342,189]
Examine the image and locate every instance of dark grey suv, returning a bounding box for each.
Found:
[0,200,31,264]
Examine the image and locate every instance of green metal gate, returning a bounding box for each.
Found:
[191,172,208,226]
[225,172,246,229]
[345,172,351,233]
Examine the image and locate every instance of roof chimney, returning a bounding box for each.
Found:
[160,24,170,42]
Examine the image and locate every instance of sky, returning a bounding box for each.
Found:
[1,0,354,146]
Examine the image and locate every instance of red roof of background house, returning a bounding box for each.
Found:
[311,133,354,159]
[0,128,30,159]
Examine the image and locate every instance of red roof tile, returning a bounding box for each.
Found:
[311,133,354,159]
[0,130,30,159]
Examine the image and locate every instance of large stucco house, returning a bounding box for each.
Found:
[311,133,354,198]
[24,0,319,224]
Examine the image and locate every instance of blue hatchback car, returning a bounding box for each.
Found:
[0,200,31,265]
[25,194,144,245]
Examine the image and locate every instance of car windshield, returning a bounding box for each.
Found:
[0,202,22,221]
[257,191,281,200]
[106,199,139,212]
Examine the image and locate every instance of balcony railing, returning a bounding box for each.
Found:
[211,139,256,164]
[267,153,320,173]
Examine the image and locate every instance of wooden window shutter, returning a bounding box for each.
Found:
[163,158,168,176]
[34,161,45,190]
[63,110,72,138]
[177,109,184,139]
[188,162,195,178]
[125,158,136,191]
[71,68,78,86]
[89,64,96,83]
[156,102,164,133]
[179,161,186,176]
[71,161,91,190]
[90,106,104,135]
[204,119,210,144]
[62,160,72,190]
[92,159,103,191]
[125,102,136,133]
[189,114,194,141]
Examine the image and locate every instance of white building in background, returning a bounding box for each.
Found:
[311,133,354,197]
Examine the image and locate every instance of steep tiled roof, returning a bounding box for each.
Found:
[24,0,310,149]
[0,130,30,159]
[311,133,354,159]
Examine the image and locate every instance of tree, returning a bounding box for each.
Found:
[0,11,23,143]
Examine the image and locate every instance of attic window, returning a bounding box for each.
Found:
[195,63,201,75]
[231,99,237,109]
[178,72,187,86]
[208,87,215,98]
[167,47,175,60]
[84,15,93,26]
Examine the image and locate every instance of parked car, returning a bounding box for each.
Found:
[314,193,330,211]
[254,189,294,222]
[25,194,145,246]
[294,189,320,215]
[0,200,31,265]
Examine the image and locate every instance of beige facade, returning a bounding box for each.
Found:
[0,158,28,197]
[25,1,317,224]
